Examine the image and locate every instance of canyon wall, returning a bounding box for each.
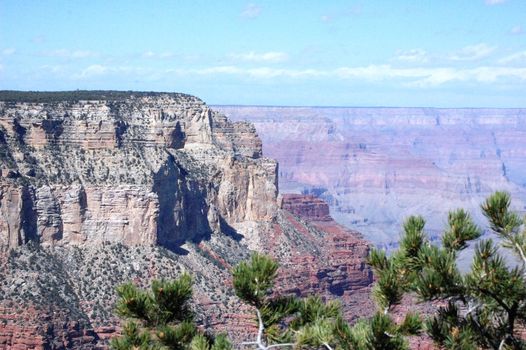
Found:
[0,92,374,349]
[0,92,278,249]
[216,106,526,247]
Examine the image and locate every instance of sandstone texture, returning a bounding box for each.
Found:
[0,91,279,348]
[0,92,376,349]
[274,194,374,321]
[0,92,277,249]
[216,106,526,247]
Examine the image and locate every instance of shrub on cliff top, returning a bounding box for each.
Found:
[232,252,420,349]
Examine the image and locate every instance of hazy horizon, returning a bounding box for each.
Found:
[1,89,526,109]
[2,1,526,107]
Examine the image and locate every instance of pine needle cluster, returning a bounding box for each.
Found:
[110,274,232,350]
[369,191,526,349]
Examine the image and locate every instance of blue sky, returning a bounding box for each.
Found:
[1,0,526,107]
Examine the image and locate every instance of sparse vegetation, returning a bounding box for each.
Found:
[110,192,526,349]
[0,90,194,103]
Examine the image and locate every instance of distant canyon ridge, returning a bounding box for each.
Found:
[216,106,526,247]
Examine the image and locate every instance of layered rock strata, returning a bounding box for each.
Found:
[0,92,377,349]
[216,105,526,246]
[0,91,278,348]
[0,92,277,249]
[273,194,374,321]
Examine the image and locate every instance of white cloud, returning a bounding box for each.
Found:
[485,0,506,5]
[42,49,98,59]
[166,64,526,87]
[74,64,108,79]
[141,51,176,59]
[58,61,526,87]
[510,25,523,35]
[2,48,15,56]
[448,43,496,61]
[394,49,429,63]
[230,51,289,63]
[241,3,261,18]
[469,66,526,82]
[498,51,526,64]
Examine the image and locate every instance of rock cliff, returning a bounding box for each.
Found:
[274,194,374,321]
[0,92,277,249]
[0,92,375,349]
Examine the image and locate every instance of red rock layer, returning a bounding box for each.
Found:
[270,194,375,321]
[279,194,332,222]
[0,306,102,350]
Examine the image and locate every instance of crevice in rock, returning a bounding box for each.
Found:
[20,186,38,244]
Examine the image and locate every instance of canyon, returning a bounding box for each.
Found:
[0,92,374,348]
[216,106,526,248]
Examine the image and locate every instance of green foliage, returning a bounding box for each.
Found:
[233,253,418,350]
[111,274,232,350]
[482,191,526,266]
[368,312,408,350]
[400,216,426,258]
[372,264,403,311]
[0,90,191,103]
[115,274,193,328]
[425,302,478,350]
[115,282,155,325]
[232,253,278,308]
[396,313,422,336]
[152,276,194,324]
[157,321,197,349]
[112,191,526,350]
[189,334,232,350]
[110,321,156,350]
[372,192,526,350]
[481,191,522,236]
[414,245,462,300]
[442,209,481,252]
[367,248,389,273]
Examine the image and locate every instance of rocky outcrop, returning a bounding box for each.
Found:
[272,194,374,321]
[0,92,277,249]
[280,194,331,221]
[0,91,280,348]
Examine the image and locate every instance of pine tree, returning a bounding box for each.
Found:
[110,274,232,350]
[232,253,420,350]
[369,191,526,349]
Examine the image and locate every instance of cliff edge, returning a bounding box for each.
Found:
[0,91,277,249]
[0,92,374,349]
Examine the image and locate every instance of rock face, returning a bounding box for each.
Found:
[216,106,526,247]
[280,194,331,221]
[0,92,376,349]
[0,91,280,348]
[273,194,374,321]
[0,92,277,249]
